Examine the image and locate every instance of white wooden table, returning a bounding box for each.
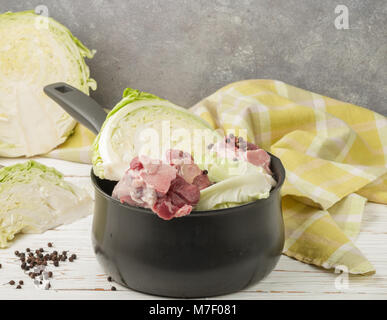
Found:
[0,157,386,300]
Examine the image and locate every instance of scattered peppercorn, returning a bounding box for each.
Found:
[107,276,113,282]
[111,286,116,291]
[12,245,78,290]
[0,264,2,269]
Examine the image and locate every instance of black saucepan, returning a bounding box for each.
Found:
[44,82,286,298]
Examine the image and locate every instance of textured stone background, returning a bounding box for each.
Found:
[1,0,386,114]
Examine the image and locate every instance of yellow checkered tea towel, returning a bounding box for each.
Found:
[191,80,387,275]
[47,79,387,274]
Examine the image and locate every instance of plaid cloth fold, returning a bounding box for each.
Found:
[48,79,387,274]
[191,79,387,274]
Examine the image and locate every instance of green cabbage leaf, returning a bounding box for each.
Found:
[196,166,276,211]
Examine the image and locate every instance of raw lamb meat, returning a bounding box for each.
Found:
[112,150,211,220]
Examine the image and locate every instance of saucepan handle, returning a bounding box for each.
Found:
[44,82,106,134]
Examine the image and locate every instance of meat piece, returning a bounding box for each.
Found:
[170,192,188,207]
[166,149,212,188]
[246,149,272,174]
[152,176,201,220]
[210,134,272,175]
[130,157,143,170]
[112,158,160,208]
[174,205,193,217]
[192,173,211,190]
[246,142,259,150]
[139,160,176,194]
[152,202,174,220]
[152,202,193,220]
[180,164,203,184]
[170,175,200,204]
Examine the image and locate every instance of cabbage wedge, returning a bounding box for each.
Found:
[92,88,222,181]
[0,161,92,248]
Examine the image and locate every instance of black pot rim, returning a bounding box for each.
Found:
[91,152,285,218]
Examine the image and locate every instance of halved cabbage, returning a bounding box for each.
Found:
[0,11,96,157]
[0,160,92,248]
[92,88,222,181]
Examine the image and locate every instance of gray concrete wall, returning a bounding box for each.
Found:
[1,0,386,114]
